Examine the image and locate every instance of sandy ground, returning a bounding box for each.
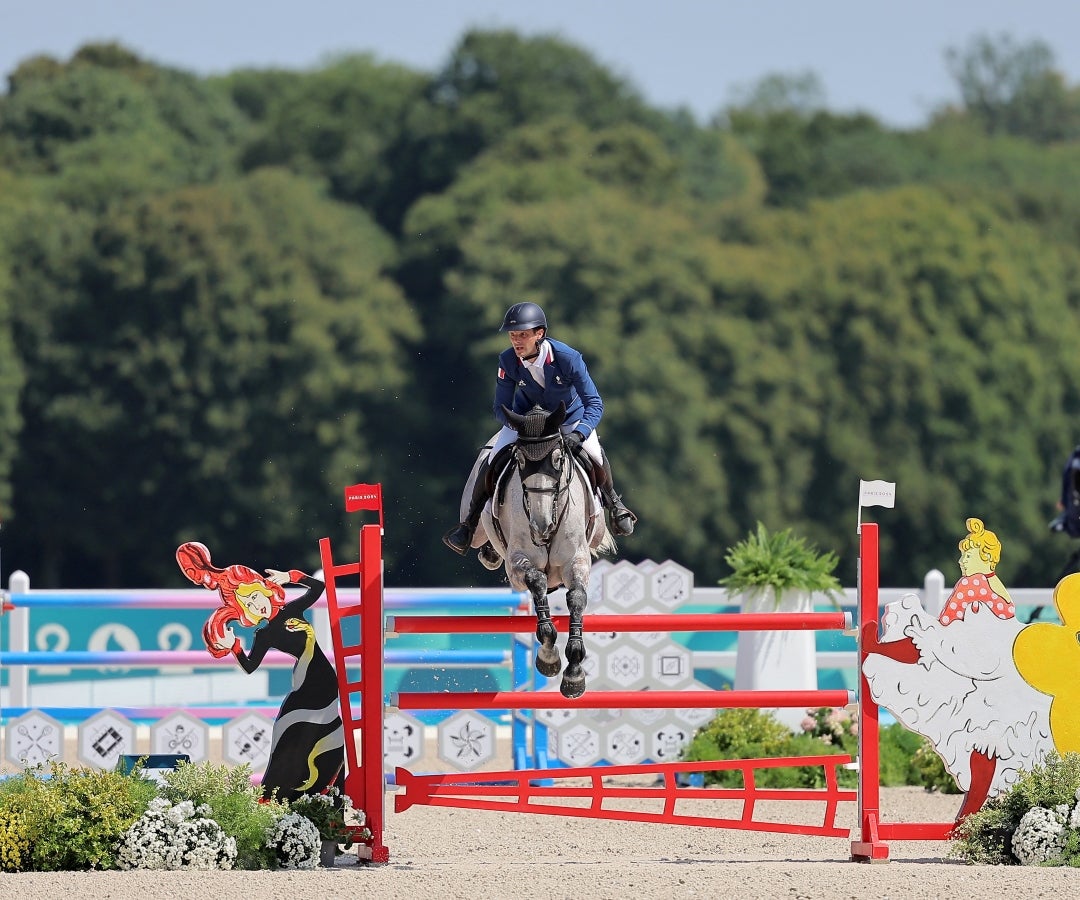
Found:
[2,736,1080,897]
[3,786,1080,898]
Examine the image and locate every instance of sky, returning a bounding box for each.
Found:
[2,0,1079,129]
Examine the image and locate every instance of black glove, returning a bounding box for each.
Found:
[565,431,586,455]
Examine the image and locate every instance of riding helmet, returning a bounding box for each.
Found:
[500,302,547,332]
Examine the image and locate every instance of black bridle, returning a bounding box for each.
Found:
[513,432,573,545]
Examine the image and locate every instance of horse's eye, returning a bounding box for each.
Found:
[551,448,563,467]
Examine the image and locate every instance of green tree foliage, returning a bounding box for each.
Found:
[5,169,417,585]
[373,29,664,232]
[716,187,1080,584]
[225,53,426,221]
[725,71,828,118]
[727,106,932,207]
[0,43,248,209]
[0,169,27,516]
[2,30,1080,591]
[945,32,1080,143]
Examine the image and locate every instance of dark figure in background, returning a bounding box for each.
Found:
[443,302,636,559]
[1032,445,1080,622]
[1036,445,1080,622]
[177,542,345,802]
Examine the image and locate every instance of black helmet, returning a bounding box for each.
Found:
[500,302,547,332]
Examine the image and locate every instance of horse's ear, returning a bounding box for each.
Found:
[547,402,568,431]
[503,405,526,430]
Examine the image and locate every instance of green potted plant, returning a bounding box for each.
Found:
[720,521,842,606]
[720,522,843,730]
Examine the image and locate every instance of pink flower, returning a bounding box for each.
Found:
[800,716,816,732]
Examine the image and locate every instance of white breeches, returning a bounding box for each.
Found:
[490,423,603,466]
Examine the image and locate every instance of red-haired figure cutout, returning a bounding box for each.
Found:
[176,541,344,802]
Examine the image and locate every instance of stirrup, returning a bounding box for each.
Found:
[478,543,502,570]
[442,523,472,556]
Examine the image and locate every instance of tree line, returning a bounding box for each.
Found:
[1,31,1079,590]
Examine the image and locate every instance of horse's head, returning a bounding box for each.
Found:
[502,403,571,545]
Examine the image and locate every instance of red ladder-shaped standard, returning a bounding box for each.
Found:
[318,482,389,864]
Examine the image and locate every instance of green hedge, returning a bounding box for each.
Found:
[681,706,961,792]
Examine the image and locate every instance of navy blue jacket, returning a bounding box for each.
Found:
[493,339,603,438]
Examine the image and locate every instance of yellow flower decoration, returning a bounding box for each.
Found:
[1014,572,1080,754]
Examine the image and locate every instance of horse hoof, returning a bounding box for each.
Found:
[561,674,587,700]
[535,647,562,678]
[536,657,562,678]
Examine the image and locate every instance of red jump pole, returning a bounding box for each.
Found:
[393,688,855,712]
[387,611,852,635]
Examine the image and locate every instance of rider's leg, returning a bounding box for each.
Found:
[443,435,515,556]
[594,446,637,537]
[442,458,492,556]
[567,429,637,537]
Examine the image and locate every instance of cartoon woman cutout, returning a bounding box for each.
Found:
[176,541,345,803]
[939,518,1015,625]
[861,518,1052,822]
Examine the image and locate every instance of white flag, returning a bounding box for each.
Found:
[859,479,896,508]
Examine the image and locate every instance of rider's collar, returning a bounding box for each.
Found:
[520,340,552,367]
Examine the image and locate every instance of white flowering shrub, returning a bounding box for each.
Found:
[951,753,1080,866]
[1011,806,1068,866]
[265,812,321,870]
[115,798,237,870]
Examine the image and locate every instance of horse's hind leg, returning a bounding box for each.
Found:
[527,568,561,678]
[560,580,588,699]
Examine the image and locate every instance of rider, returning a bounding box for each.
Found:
[442,302,637,556]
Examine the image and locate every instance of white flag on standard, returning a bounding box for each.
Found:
[859,479,896,508]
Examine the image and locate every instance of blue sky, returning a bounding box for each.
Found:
[2,0,1079,128]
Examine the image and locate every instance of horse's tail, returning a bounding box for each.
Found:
[594,527,618,558]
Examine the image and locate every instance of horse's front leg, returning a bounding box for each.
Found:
[512,553,561,678]
[560,559,591,699]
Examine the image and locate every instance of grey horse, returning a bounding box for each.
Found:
[465,403,616,698]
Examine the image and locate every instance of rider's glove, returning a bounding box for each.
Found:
[565,431,586,455]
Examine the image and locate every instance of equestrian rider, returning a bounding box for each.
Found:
[443,302,637,556]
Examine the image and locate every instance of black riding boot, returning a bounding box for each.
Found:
[443,459,492,556]
[598,453,637,536]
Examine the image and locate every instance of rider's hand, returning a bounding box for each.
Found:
[565,431,585,455]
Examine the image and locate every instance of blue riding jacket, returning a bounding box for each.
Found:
[493,338,603,439]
